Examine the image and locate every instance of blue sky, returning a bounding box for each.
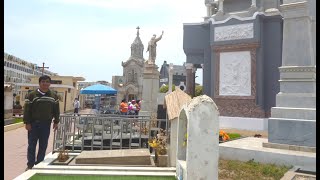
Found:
[4,0,205,84]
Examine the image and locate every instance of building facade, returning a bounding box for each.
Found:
[4,52,58,95]
[17,75,85,113]
[159,60,187,91]
[4,83,14,119]
[183,0,283,118]
[113,28,145,104]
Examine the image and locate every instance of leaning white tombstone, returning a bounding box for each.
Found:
[176,95,219,180]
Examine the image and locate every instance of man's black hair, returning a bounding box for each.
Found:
[39,75,51,83]
[122,99,126,103]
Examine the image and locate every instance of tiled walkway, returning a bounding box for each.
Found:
[4,109,95,180]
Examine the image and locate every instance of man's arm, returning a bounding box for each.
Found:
[23,93,34,124]
[53,94,60,124]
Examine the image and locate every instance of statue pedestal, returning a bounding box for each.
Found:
[266,1,316,148]
[141,63,160,115]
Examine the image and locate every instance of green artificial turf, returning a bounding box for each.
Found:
[227,133,241,140]
[14,118,23,124]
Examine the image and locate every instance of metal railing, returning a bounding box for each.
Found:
[52,114,167,153]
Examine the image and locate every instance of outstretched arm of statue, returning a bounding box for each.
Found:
[146,45,149,52]
[155,31,164,42]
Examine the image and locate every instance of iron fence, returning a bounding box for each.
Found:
[52,114,168,153]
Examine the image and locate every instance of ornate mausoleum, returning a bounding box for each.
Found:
[183,0,283,118]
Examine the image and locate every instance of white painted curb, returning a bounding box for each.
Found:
[4,122,24,132]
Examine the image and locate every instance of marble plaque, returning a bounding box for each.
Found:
[219,51,251,96]
[214,23,254,41]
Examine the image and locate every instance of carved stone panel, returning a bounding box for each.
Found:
[219,51,251,96]
[213,43,266,118]
[214,23,254,42]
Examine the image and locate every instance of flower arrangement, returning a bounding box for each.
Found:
[148,128,167,155]
[219,130,230,141]
[181,130,230,146]
[57,148,69,162]
[182,133,188,147]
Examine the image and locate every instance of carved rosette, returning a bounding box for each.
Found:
[213,43,266,118]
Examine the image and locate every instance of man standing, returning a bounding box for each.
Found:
[23,75,60,171]
[73,98,80,116]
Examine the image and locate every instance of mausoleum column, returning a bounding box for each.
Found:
[217,0,224,13]
[251,0,257,8]
[192,67,197,97]
[185,63,194,96]
[206,4,211,16]
[168,63,174,93]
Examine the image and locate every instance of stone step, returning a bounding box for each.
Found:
[276,93,316,108]
[279,80,315,94]
[268,118,316,147]
[271,107,316,120]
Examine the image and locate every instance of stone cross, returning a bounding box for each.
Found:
[37,62,49,75]
[136,26,140,36]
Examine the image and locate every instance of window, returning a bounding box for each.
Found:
[51,80,62,84]
[55,91,64,102]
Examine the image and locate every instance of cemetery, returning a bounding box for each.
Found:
[11,0,316,179]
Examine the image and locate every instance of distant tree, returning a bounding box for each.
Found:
[195,85,203,97]
[159,84,176,93]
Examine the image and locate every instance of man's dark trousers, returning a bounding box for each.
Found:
[27,121,51,168]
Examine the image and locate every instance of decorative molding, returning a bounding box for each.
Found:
[213,42,259,51]
[213,98,266,118]
[214,23,254,41]
[209,11,265,25]
[280,1,310,19]
[280,1,307,12]
[122,58,145,67]
[279,66,316,73]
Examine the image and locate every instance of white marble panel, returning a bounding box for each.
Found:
[219,51,251,96]
[214,23,254,41]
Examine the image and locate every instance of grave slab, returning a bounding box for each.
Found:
[75,149,152,165]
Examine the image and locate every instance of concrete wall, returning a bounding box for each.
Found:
[219,116,268,131]
[4,90,13,119]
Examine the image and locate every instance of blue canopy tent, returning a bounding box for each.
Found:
[80,84,117,111]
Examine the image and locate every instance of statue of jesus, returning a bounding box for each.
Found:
[146,31,164,64]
